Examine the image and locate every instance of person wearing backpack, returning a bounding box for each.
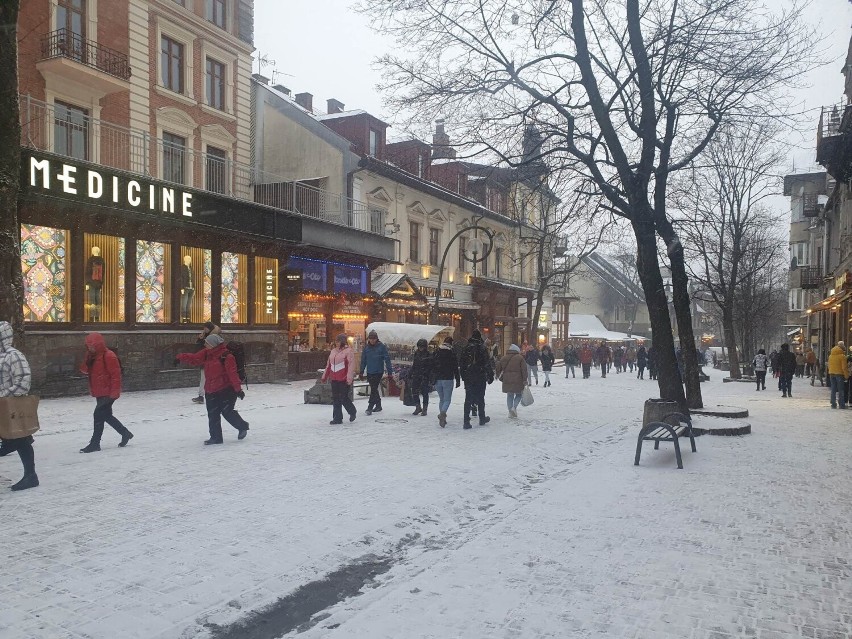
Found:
[459,330,494,429]
[79,333,133,453]
[191,322,220,404]
[176,333,248,444]
[495,344,529,418]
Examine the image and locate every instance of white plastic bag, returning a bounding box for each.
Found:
[520,385,534,407]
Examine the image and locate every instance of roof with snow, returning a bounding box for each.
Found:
[568,314,644,341]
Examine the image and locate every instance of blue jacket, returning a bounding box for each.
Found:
[360,341,393,376]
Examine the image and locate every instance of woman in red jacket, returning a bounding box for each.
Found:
[79,333,133,453]
[176,333,248,444]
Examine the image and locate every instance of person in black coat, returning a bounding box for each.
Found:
[459,330,494,429]
[431,336,460,427]
[777,342,797,398]
[409,338,433,416]
[540,344,556,387]
[636,345,648,379]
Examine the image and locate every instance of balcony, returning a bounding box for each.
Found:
[37,29,130,97]
[816,102,852,182]
[803,193,821,218]
[797,266,824,290]
[19,94,384,237]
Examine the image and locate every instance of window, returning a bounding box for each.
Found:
[221,251,248,323]
[206,0,226,28]
[21,224,71,322]
[789,288,805,312]
[84,233,127,323]
[791,242,810,267]
[369,208,385,235]
[369,129,378,156]
[172,0,185,5]
[409,222,420,263]
[161,35,184,93]
[162,132,186,185]
[254,257,279,324]
[429,228,440,266]
[458,236,467,271]
[205,145,227,194]
[179,246,212,324]
[54,101,88,160]
[57,0,85,61]
[136,241,172,323]
[206,57,225,110]
[495,247,502,279]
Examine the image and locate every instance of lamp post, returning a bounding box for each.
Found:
[431,217,494,324]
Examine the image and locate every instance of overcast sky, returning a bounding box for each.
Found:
[255,0,852,173]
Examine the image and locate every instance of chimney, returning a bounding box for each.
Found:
[295,92,313,113]
[252,73,270,85]
[432,118,456,160]
[273,84,291,97]
[327,98,345,114]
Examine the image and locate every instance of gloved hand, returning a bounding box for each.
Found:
[237,391,245,400]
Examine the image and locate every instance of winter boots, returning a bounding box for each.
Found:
[463,420,472,430]
[80,442,101,453]
[119,432,134,447]
[412,406,422,416]
[11,473,39,491]
[438,412,447,428]
[479,416,490,426]
[192,396,205,404]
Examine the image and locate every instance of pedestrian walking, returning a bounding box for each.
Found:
[563,343,577,378]
[636,345,647,379]
[540,345,555,387]
[459,330,494,429]
[0,322,38,491]
[495,344,529,418]
[805,348,817,378]
[795,351,806,378]
[191,322,220,404]
[359,329,393,416]
[431,336,460,427]
[409,338,433,416]
[828,341,848,409]
[752,349,769,391]
[613,346,625,373]
[625,345,636,373]
[79,333,133,453]
[595,342,610,378]
[524,343,540,385]
[177,333,249,443]
[321,334,357,425]
[776,343,797,398]
[579,344,593,378]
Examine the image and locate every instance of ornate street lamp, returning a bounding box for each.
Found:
[430,216,494,324]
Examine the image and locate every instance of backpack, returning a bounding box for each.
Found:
[220,341,247,384]
[463,342,492,383]
[107,347,124,374]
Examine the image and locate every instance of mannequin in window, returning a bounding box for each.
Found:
[180,254,195,323]
[85,246,105,322]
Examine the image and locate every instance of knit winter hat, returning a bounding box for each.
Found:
[508,344,520,353]
[368,330,378,339]
[205,333,224,347]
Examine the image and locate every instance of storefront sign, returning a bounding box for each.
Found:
[334,265,367,294]
[836,270,852,291]
[288,257,327,291]
[28,155,193,217]
[264,268,276,316]
[337,301,365,315]
[293,299,327,315]
[419,286,455,299]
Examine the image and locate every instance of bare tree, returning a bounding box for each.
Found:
[0,1,23,339]
[677,122,786,379]
[360,0,816,408]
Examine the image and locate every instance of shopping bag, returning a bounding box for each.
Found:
[0,395,40,439]
[402,381,418,406]
[520,385,534,407]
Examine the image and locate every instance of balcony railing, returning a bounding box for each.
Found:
[798,266,823,290]
[819,103,847,139]
[803,193,821,218]
[19,94,384,236]
[40,29,131,81]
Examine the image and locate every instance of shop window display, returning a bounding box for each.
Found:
[84,233,125,322]
[221,251,247,323]
[254,257,278,324]
[136,240,171,323]
[21,224,70,322]
[179,246,212,323]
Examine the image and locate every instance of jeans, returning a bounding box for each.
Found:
[464,381,486,421]
[543,370,551,384]
[779,373,793,395]
[91,397,131,444]
[367,373,384,411]
[830,374,846,407]
[528,365,539,385]
[180,287,195,321]
[205,389,248,440]
[565,363,575,378]
[506,392,522,409]
[330,381,356,423]
[755,370,766,390]
[435,379,455,414]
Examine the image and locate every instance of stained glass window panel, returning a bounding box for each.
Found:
[21,224,70,322]
[221,252,247,323]
[136,240,171,323]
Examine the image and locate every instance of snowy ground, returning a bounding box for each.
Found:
[1,366,851,639]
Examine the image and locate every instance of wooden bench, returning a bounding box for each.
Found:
[634,412,697,470]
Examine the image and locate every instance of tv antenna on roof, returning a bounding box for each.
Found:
[254,52,276,75]
[271,69,294,84]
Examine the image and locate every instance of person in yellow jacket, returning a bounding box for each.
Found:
[827,341,848,409]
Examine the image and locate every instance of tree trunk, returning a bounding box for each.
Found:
[0,2,23,342]
[632,219,686,408]
[530,278,547,346]
[723,309,741,379]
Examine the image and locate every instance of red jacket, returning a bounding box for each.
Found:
[579,347,594,365]
[176,343,243,394]
[322,345,356,384]
[80,333,122,399]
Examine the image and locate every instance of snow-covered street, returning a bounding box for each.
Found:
[2,368,851,639]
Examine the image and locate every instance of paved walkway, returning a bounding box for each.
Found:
[1,369,850,638]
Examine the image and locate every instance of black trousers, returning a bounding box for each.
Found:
[0,435,35,476]
[755,371,766,389]
[92,397,130,444]
[205,389,249,441]
[413,380,430,409]
[582,363,591,378]
[331,381,356,423]
[463,381,486,421]
[637,365,645,379]
[367,373,383,410]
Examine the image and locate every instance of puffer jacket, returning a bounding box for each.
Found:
[360,341,393,376]
[0,321,31,398]
[752,353,769,372]
[410,348,433,387]
[177,343,242,394]
[540,349,555,372]
[827,346,848,378]
[322,345,356,384]
[580,347,594,365]
[459,337,494,385]
[80,333,122,399]
[431,345,460,385]
[524,349,540,366]
[495,352,528,394]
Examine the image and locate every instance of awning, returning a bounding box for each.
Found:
[787,327,803,337]
[429,297,481,312]
[371,273,428,305]
[806,290,852,313]
[365,322,454,345]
